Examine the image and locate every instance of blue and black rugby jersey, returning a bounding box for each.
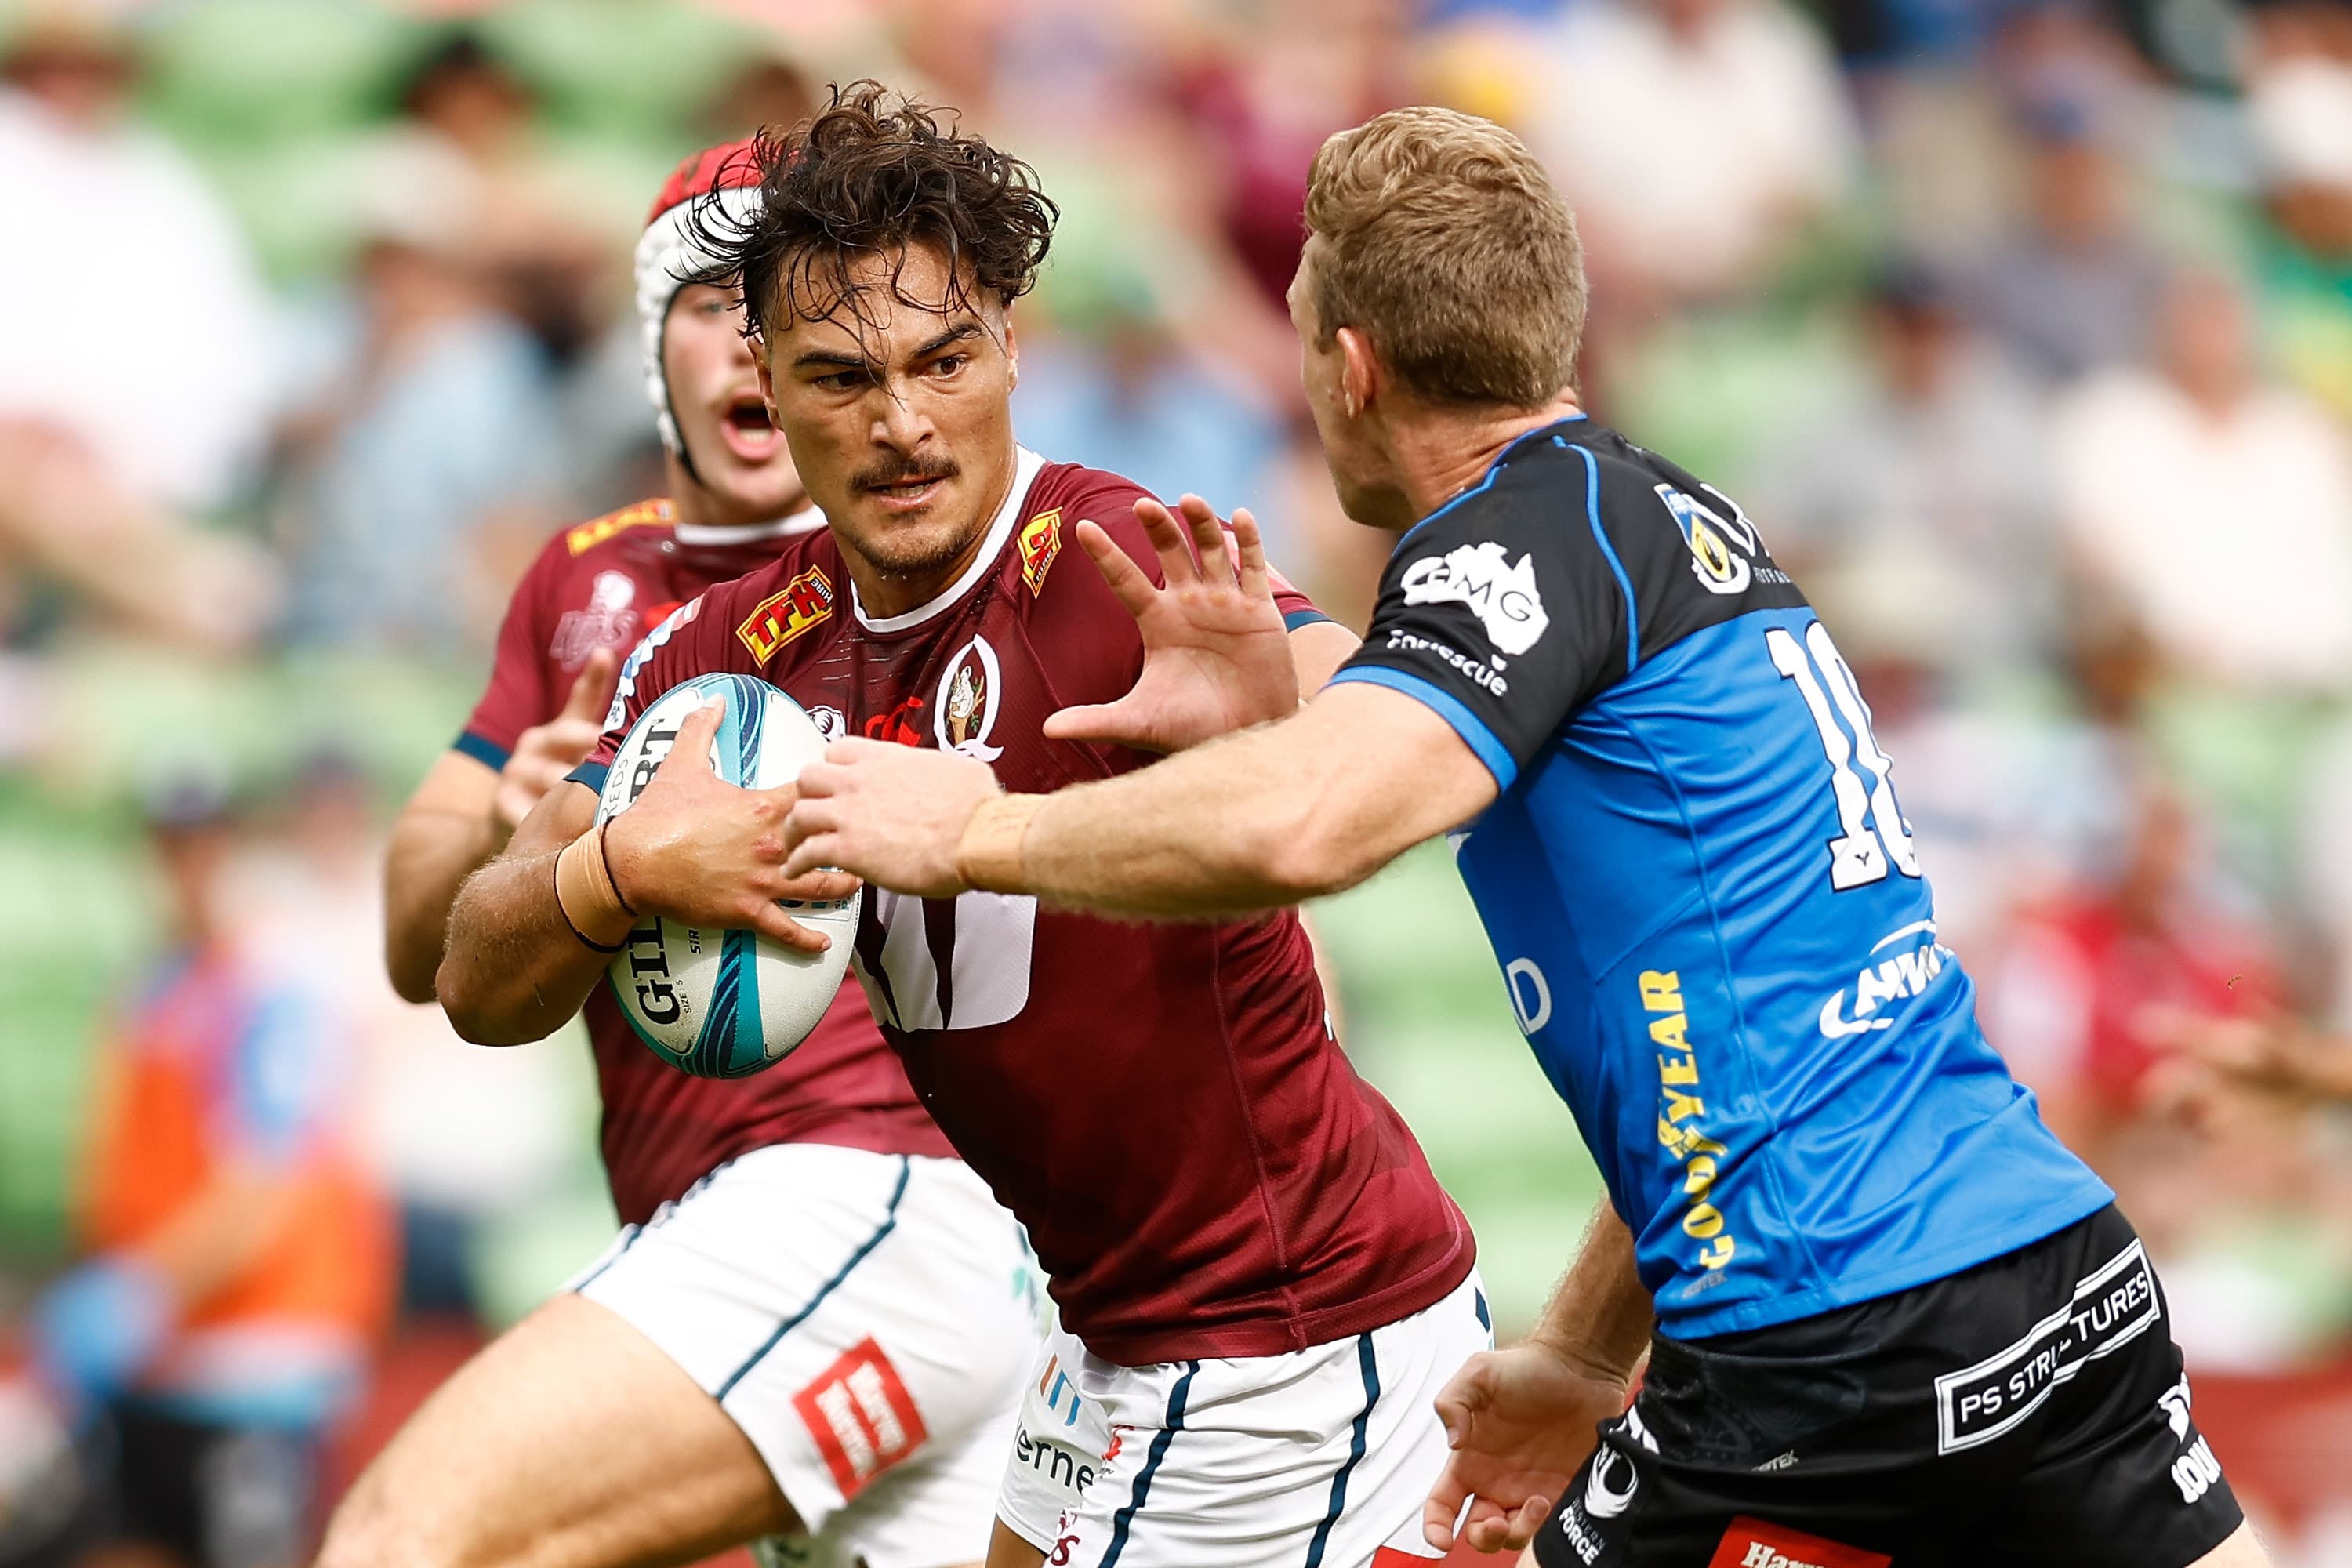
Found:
[1329,416,2111,1338]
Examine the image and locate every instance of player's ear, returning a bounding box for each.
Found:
[754,346,780,425]
[1335,325,1379,419]
[1002,310,1020,392]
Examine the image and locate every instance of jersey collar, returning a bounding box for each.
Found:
[1398,413,1592,550]
[851,445,1045,633]
[670,506,827,549]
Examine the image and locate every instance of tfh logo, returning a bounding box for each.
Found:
[735,567,834,663]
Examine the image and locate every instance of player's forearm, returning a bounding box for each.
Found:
[2319,1050,2352,1101]
[2288,1037,2352,1101]
[993,688,1481,917]
[1013,721,1388,917]
[1527,1200,1655,1383]
[384,808,503,1004]
[437,846,612,1045]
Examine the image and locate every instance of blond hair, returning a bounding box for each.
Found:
[1303,107,1584,409]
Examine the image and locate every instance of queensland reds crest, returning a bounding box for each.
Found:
[935,635,1006,761]
[551,570,641,666]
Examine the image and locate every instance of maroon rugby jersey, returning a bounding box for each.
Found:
[586,452,1475,1363]
[459,498,953,1226]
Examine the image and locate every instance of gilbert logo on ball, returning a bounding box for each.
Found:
[595,673,860,1077]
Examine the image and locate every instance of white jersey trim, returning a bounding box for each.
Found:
[671,506,827,548]
[852,447,1045,633]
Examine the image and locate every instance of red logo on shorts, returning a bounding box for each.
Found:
[1706,1518,1891,1568]
[791,1338,929,1499]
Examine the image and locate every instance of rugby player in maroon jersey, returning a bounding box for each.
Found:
[438,85,1489,1568]
[331,143,1036,1568]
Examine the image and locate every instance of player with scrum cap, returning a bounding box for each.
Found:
[332,141,1036,1568]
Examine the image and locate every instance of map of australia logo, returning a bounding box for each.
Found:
[1399,542,1549,656]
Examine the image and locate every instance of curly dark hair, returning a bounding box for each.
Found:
[683,81,1058,345]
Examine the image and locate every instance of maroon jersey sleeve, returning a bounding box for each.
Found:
[1036,466,1330,631]
[456,533,569,771]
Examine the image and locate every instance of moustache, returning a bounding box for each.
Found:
[853,456,960,492]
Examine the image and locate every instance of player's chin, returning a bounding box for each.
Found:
[842,505,968,575]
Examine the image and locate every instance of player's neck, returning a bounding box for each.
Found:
[1390,391,1586,525]
[667,456,810,534]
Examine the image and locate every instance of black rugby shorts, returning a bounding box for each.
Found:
[1534,1205,2243,1568]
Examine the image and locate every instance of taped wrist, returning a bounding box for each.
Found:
[956,793,1047,895]
[554,822,637,952]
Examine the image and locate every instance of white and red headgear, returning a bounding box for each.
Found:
[636,139,768,471]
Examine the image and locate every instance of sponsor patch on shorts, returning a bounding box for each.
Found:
[1933,1240,2161,1454]
[791,1338,927,1498]
[1705,1517,1891,1568]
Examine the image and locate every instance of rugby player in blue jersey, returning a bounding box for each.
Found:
[775,106,2268,1568]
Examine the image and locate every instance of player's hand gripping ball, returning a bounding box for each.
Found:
[596,674,860,1077]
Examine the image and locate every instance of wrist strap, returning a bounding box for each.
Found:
[554,823,635,952]
[956,793,1046,895]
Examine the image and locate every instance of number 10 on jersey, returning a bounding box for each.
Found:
[1766,620,1920,891]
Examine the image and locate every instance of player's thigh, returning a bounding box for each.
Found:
[318,1291,791,1568]
[983,1519,1045,1568]
[1055,1272,1492,1568]
[661,1149,1034,1568]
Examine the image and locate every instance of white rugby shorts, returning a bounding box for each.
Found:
[570,1145,1036,1568]
[997,1270,1493,1568]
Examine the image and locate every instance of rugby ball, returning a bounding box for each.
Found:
[593,673,860,1077]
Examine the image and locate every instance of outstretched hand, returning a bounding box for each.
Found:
[1043,494,1298,753]
[1423,1342,1633,1555]
[496,646,618,830]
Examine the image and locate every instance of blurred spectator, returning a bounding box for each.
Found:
[0,1,273,514]
[0,1,282,650]
[1984,775,2281,1154]
[2245,52,2352,423]
[0,423,280,655]
[22,773,391,1568]
[1754,263,2058,668]
[1848,579,2165,960]
[273,165,565,654]
[365,29,631,365]
[1817,0,2010,70]
[1963,100,2169,383]
[1523,0,1860,303]
[702,48,818,142]
[1014,296,1285,541]
[1167,0,1406,317]
[2052,265,2352,693]
[229,756,575,1321]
